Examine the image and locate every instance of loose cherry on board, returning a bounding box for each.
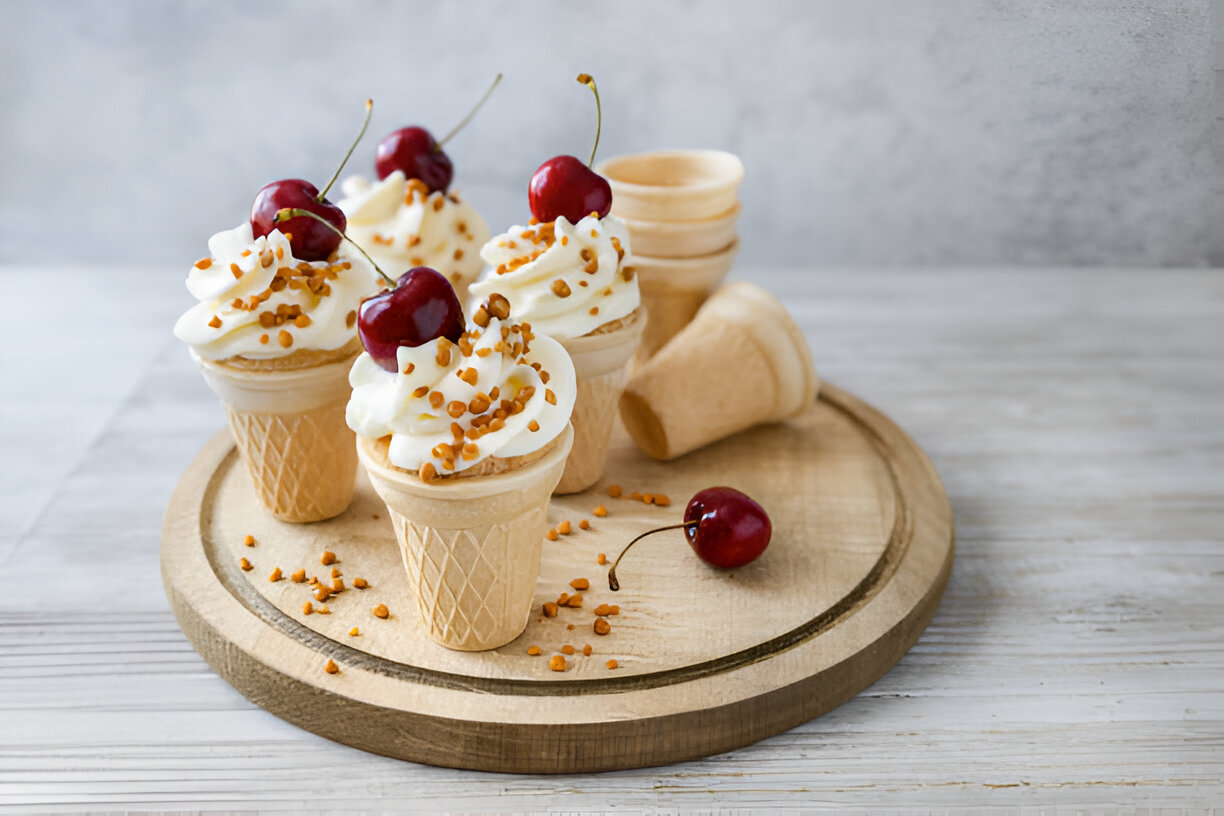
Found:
[271,209,464,372]
[375,73,502,192]
[528,73,613,224]
[607,487,771,591]
[251,99,374,261]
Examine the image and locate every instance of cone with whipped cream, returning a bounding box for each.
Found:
[358,425,572,651]
[346,287,579,650]
[194,346,360,522]
[554,307,645,494]
[598,149,744,361]
[619,282,819,460]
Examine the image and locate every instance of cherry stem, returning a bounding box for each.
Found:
[606,521,698,592]
[318,98,373,201]
[274,207,396,286]
[576,73,602,168]
[437,73,503,150]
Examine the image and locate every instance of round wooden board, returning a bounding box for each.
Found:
[161,383,954,773]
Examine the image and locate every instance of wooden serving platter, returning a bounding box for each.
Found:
[161,383,954,773]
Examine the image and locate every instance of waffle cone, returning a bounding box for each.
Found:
[193,351,358,523]
[357,424,574,651]
[633,240,738,362]
[619,282,819,460]
[554,310,645,494]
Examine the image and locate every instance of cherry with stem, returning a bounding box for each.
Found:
[250,99,375,261]
[528,72,613,224]
[606,487,772,592]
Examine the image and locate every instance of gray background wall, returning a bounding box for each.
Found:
[1,0,1219,268]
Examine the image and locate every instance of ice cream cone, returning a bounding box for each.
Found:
[357,424,574,651]
[633,239,739,363]
[554,309,645,495]
[618,202,740,259]
[598,150,744,222]
[619,283,819,461]
[193,350,359,523]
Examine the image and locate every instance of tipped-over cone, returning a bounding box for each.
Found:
[618,283,818,460]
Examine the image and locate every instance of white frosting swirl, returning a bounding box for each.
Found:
[173,224,381,360]
[470,214,640,340]
[338,171,489,289]
[346,310,576,478]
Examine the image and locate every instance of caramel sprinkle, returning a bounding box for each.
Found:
[570,577,589,590]
[318,604,330,615]
[207,315,222,329]
[594,504,608,517]
[546,529,559,542]
[239,557,252,571]
[593,603,620,616]
[314,586,330,602]
[194,257,213,270]
[230,262,244,279]
[321,551,337,566]
[243,534,256,547]
[302,602,313,615]
[291,569,306,583]
[594,618,612,636]
[487,293,511,320]
[447,401,466,418]
[579,519,590,530]
[373,604,390,619]
[549,655,567,672]
[419,462,438,482]
[268,566,283,582]
[429,391,445,409]
[278,330,293,348]
[352,577,369,589]
[545,389,556,405]
[551,279,571,298]
[608,485,623,498]
[436,341,452,367]
[527,645,542,656]
[561,644,575,655]
[565,594,584,608]
[558,520,572,535]
[653,494,672,507]
[349,627,359,636]
[606,659,619,669]
[324,659,339,674]
[597,552,607,565]
[582,644,593,657]
[330,567,342,578]
[346,310,357,328]
[528,419,540,432]
[332,578,345,592]
[259,334,269,344]
[589,307,600,317]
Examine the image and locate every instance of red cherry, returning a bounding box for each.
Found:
[357,266,464,371]
[250,179,346,262]
[606,486,771,591]
[528,155,613,224]
[683,487,771,569]
[375,127,454,193]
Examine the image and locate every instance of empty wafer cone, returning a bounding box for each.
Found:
[598,150,744,222]
[619,283,818,461]
[357,425,573,651]
[194,351,358,522]
[554,308,645,494]
[633,240,738,363]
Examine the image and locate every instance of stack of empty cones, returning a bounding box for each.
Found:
[598,150,744,363]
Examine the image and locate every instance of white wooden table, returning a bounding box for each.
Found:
[2,266,1221,812]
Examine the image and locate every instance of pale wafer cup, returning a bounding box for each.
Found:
[618,202,740,259]
[193,349,359,523]
[357,424,574,651]
[554,308,645,495]
[598,150,744,222]
[633,240,739,362]
[619,283,819,460]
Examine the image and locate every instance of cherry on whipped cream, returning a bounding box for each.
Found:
[528,73,613,224]
[607,487,771,591]
[250,99,373,261]
[357,267,465,372]
[374,74,502,193]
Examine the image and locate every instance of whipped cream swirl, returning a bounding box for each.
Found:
[346,298,576,479]
[173,224,380,360]
[470,214,640,340]
[339,171,489,289]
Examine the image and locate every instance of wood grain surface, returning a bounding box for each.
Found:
[2,267,1221,810]
[160,384,953,772]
